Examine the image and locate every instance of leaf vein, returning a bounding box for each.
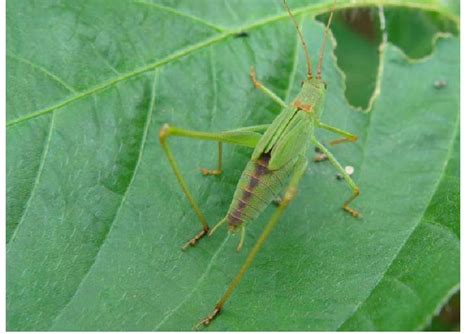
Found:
[6,0,457,128]
[47,70,159,329]
[7,113,56,245]
[154,234,231,330]
[8,53,77,93]
[133,0,227,32]
[336,111,460,330]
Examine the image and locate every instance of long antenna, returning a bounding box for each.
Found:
[316,4,335,79]
[282,0,313,80]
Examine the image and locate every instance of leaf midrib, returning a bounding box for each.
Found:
[7,114,55,245]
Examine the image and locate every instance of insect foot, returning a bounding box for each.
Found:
[330,134,358,146]
[181,227,209,251]
[194,306,221,329]
[249,66,262,89]
[344,206,361,218]
[200,167,222,176]
[343,188,361,218]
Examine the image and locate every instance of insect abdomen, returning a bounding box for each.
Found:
[225,153,295,227]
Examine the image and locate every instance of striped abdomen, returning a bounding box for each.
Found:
[225,152,296,227]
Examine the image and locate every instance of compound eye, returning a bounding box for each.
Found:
[301,80,304,87]
[323,82,327,89]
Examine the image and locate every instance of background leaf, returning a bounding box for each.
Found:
[322,5,458,109]
[7,0,459,330]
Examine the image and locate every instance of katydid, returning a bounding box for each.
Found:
[159,0,360,328]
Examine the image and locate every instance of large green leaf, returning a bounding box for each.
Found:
[6,0,459,330]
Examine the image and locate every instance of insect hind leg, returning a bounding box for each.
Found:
[195,157,308,328]
[159,124,267,250]
[181,227,209,251]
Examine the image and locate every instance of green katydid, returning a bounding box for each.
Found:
[159,0,360,328]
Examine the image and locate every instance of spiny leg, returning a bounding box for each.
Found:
[316,121,358,146]
[159,124,268,250]
[200,142,223,176]
[312,137,361,217]
[250,66,288,109]
[195,157,308,328]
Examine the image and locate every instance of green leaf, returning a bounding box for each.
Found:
[325,4,459,109]
[327,9,382,109]
[7,0,459,330]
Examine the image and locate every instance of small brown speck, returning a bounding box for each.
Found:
[314,153,328,162]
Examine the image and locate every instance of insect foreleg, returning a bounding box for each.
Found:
[312,137,361,217]
[315,121,358,145]
[196,156,308,328]
[159,124,269,250]
[250,66,288,108]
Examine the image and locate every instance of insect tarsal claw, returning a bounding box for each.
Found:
[249,66,261,89]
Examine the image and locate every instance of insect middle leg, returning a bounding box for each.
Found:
[159,124,269,250]
[196,157,308,328]
[200,142,223,176]
[312,136,361,217]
